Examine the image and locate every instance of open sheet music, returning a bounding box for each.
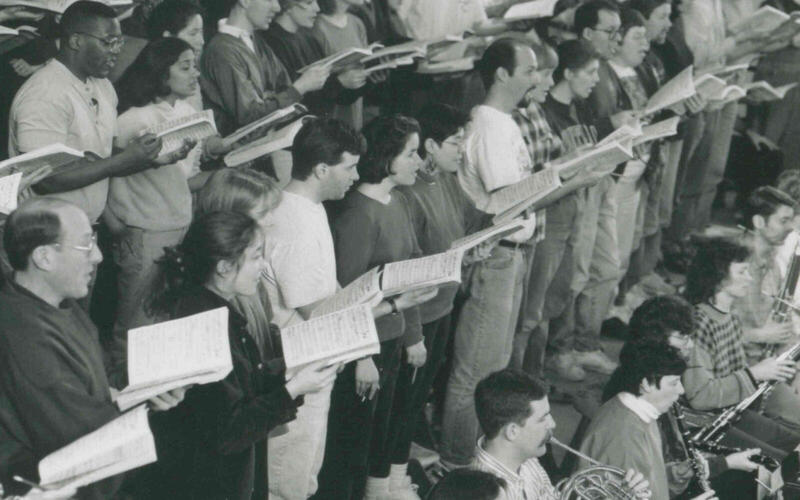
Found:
[223,103,307,146]
[503,0,558,20]
[224,116,313,167]
[0,143,83,179]
[729,5,790,35]
[746,81,798,101]
[487,167,561,224]
[281,304,379,376]
[549,140,633,181]
[633,116,680,146]
[449,219,527,252]
[595,122,642,148]
[0,172,22,215]
[381,250,464,296]
[645,65,695,115]
[114,307,232,411]
[694,74,728,100]
[144,109,217,156]
[311,267,383,318]
[0,0,74,12]
[38,405,156,490]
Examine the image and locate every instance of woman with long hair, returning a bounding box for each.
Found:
[108,38,231,382]
[139,210,338,500]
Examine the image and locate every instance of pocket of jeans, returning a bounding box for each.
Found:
[482,249,514,270]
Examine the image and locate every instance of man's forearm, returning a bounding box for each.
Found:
[34,152,141,194]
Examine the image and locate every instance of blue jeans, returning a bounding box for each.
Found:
[440,245,527,466]
[513,193,581,375]
[550,176,619,354]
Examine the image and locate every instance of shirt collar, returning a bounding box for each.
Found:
[617,392,660,423]
[218,18,254,45]
[474,437,524,485]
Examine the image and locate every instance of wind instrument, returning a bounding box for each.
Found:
[550,437,652,499]
[672,405,712,492]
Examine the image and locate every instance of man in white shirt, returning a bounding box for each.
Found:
[264,118,362,500]
[472,369,649,500]
[441,38,539,470]
[9,1,165,227]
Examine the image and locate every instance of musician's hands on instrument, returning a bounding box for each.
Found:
[751,321,795,344]
[285,361,339,398]
[623,469,651,498]
[355,357,380,401]
[725,448,762,472]
[147,386,189,412]
[691,491,718,500]
[750,356,797,382]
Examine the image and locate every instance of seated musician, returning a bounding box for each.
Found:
[682,237,800,454]
[735,186,798,364]
[580,339,719,500]
[606,298,765,499]
[471,368,649,500]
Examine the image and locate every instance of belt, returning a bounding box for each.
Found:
[497,240,529,250]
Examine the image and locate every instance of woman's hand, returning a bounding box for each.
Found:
[725,448,761,472]
[355,357,380,400]
[406,340,427,367]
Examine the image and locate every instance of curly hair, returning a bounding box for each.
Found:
[357,115,420,184]
[609,338,686,398]
[683,237,750,305]
[628,295,695,343]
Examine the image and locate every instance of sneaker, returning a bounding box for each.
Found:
[572,349,618,374]
[547,352,586,382]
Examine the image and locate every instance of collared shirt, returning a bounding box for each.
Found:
[512,103,563,170]
[217,18,256,54]
[472,437,558,500]
[9,59,117,223]
[618,392,661,424]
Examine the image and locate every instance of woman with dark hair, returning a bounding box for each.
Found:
[147,0,206,109]
[139,210,338,500]
[537,39,619,380]
[317,114,436,500]
[682,237,800,459]
[108,38,231,379]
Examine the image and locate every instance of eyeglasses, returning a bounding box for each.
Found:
[77,32,125,50]
[593,26,621,39]
[54,232,98,254]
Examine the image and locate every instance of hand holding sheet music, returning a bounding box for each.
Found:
[311,267,383,318]
[380,250,464,296]
[281,304,380,377]
[113,307,232,411]
[490,168,562,223]
[143,110,217,157]
[37,405,156,491]
[645,65,696,115]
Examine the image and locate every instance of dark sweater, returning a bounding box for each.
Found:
[200,32,302,135]
[330,189,424,345]
[145,286,300,500]
[0,281,121,499]
[399,172,486,323]
[259,24,359,117]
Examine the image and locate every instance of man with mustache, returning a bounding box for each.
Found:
[472,368,650,500]
[8,1,165,262]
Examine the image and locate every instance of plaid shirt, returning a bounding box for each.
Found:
[512,103,564,171]
[692,303,748,379]
[472,437,558,500]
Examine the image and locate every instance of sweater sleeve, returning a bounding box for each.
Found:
[201,40,301,130]
[682,344,757,410]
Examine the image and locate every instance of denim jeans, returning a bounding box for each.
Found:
[513,193,581,375]
[268,385,333,499]
[660,139,684,229]
[615,161,645,285]
[440,245,526,466]
[549,176,619,354]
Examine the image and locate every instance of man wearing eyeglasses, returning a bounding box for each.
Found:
[0,199,186,499]
[8,1,170,243]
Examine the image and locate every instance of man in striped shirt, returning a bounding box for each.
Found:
[471,369,649,500]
